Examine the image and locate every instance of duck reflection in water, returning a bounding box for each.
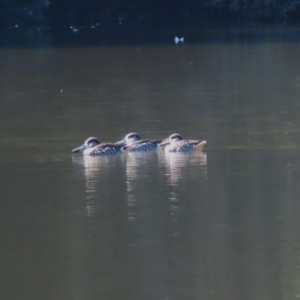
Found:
[159,144,207,221]
[72,155,118,217]
[159,150,207,187]
[122,151,158,221]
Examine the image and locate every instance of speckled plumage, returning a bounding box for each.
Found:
[72,137,124,156]
[160,133,206,153]
[115,132,161,152]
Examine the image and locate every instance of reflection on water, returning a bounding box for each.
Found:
[72,155,118,217]
[3,27,300,300]
[160,151,207,186]
[122,151,158,221]
[72,151,161,222]
[159,150,207,222]
[72,150,207,222]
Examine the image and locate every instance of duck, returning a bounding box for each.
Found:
[115,132,161,152]
[159,133,206,152]
[72,137,124,156]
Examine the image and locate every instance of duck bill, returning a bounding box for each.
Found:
[72,144,86,153]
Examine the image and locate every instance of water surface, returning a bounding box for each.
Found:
[1,27,300,300]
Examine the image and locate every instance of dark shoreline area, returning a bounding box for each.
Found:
[1,1,300,34]
[1,1,300,47]
[1,25,300,48]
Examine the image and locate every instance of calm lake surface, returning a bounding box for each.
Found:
[1,26,300,300]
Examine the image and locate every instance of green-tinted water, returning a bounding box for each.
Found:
[1,28,300,300]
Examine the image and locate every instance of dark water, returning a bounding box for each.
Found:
[1,27,300,300]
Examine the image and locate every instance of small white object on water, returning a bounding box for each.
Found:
[174,36,184,44]
[60,89,63,92]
